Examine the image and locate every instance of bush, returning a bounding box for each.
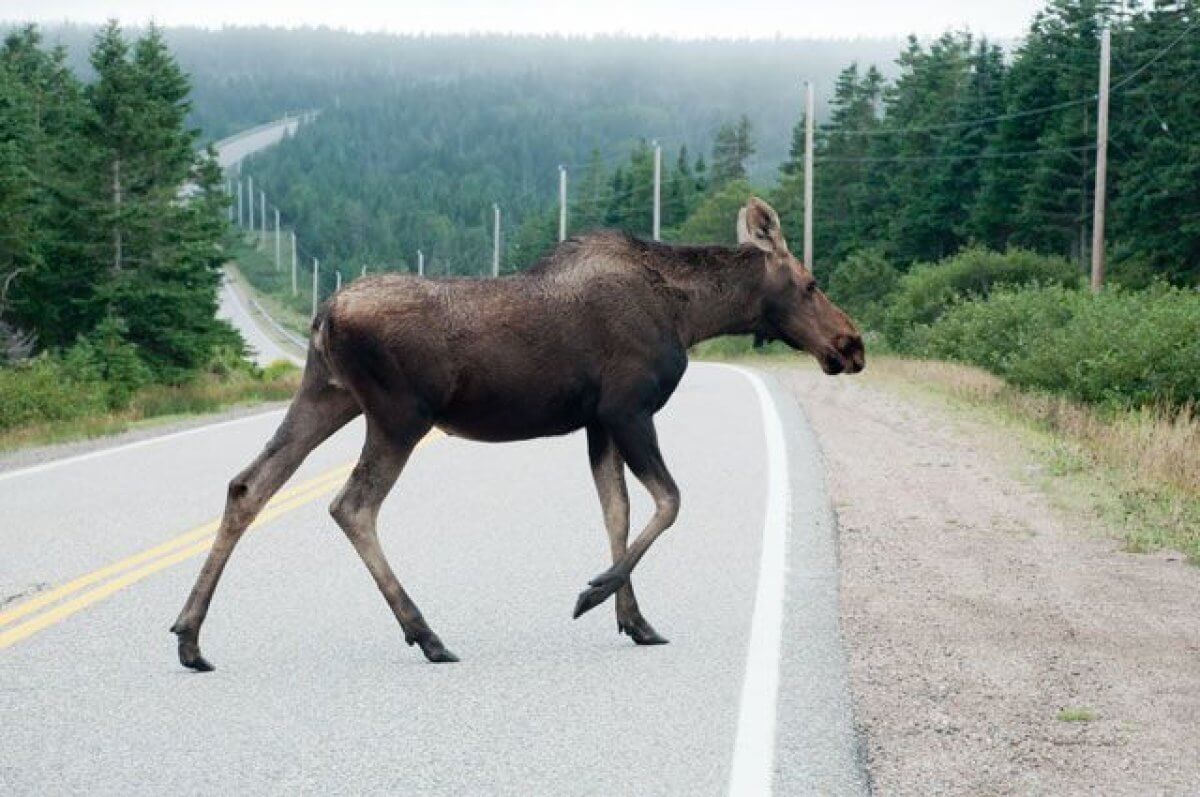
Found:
[884,247,1080,346]
[0,355,109,431]
[914,285,1200,409]
[261,359,300,382]
[825,248,900,331]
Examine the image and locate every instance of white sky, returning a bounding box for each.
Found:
[6,0,1046,39]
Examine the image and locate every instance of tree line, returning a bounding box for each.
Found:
[788,0,1200,285]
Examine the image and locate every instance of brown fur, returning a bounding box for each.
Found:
[170,197,863,669]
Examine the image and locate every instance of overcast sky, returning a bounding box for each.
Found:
[7,0,1047,39]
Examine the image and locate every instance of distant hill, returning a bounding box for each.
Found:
[19,24,906,170]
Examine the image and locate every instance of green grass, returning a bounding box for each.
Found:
[1057,707,1097,723]
[851,357,1200,564]
[0,364,300,453]
[696,342,1200,564]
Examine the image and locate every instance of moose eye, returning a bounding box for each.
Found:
[804,281,817,295]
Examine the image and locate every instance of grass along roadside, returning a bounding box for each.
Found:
[697,343,1199,563]
[230,233,319,339]
[855,357,1199,562]
[0,365,300,453]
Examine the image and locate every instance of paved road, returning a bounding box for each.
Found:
[211,115,311,368]
[214,115,307,170]
[217,276,305,367]
[0,359,865,795]
[3,116,864,796]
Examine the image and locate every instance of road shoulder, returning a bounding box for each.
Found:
[0,402,287,477]
[773,363,1200,796]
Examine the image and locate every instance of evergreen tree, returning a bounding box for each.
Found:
[710,115,755,187]
[1,23,234,378]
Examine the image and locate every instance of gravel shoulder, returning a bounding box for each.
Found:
[774,363,1200,796]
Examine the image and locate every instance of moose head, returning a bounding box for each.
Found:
[738,197,865,375]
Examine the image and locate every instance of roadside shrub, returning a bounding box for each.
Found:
[825,247,900,332]
[260,359,300,381]
[884,247,1080,346]
[914,285,1200,409]
[0,355,108,431]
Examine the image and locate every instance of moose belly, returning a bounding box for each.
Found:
[433,372,601,443]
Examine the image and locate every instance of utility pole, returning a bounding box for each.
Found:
[492,203,501,277]
[290,231,298,296]
[227,181,234,223]
[804,80,815,271]
[237,180,244,228]
[558,165,568,242]
[335,269,342,292]
[1091,28,1111,294]
[417,249,424,277]
[260,191,267,242]
[274,209,281,271]
[361,264,367,278]
[312,258,319,318]
[652,141,662,242]
[247,176,254,232]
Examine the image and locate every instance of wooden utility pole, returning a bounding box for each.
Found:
[335,269,342,292]
[311,258,319,318]
[492,203,501,277]
[417,249,424,277]
[290,231,298,296]
[1091,28,1111,294]
[558,165,568,242]
[652,141,662,241]
[247,176,254,231]
[804,81,815,271]
[274,209,281,271]
[237,180,244,228]
[260,191,267,241]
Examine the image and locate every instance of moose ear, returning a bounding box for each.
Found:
[736,196,787,254]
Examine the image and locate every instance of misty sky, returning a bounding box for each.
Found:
[7,0,1047,39]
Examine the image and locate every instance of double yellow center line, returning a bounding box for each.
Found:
[0,461,358,650]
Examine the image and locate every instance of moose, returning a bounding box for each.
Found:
[171,196,864,670]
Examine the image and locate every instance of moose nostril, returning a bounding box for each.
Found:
[836,335,862,357]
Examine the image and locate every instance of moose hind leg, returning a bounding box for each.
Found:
[171,379,361,671]
[330,420,457,663]
[585,424,667,645]
[574,415,680,624]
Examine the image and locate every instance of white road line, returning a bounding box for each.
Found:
[0,409,286,485]
[725,364,791,796]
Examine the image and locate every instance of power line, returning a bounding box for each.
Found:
[817,143,1096,165]
[1110,17,1200,93]
[829,18,1200,141]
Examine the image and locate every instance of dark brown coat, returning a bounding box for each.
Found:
[171,197,863,669]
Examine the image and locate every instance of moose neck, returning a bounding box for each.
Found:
[643,242,767,347]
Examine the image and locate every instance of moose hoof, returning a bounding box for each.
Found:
[412,631,459,663]
[172,630,215,672]
[572,571,627,619]
[619,618,669,646]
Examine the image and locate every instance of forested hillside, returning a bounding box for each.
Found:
[27,25,903,154]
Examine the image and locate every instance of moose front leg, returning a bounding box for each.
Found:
[574,415,679,626]
[584,424,668,645]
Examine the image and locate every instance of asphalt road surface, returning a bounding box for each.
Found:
[217,277,304,367]
[2,117,864,797]
[214,115,304,170]
[0,358,866,795]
